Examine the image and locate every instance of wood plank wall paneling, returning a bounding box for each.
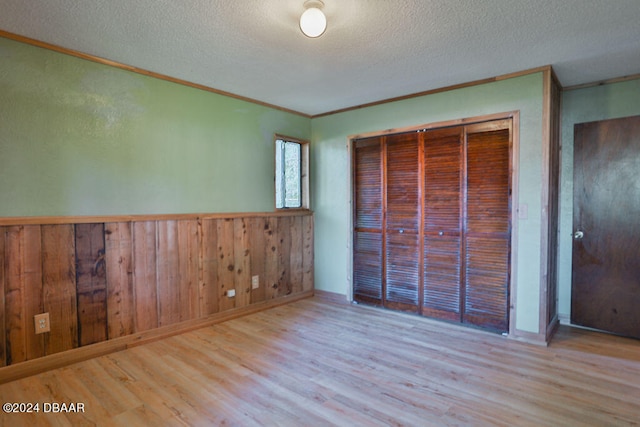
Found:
[42,224,78,356]
[264,217,280,300]
[217,219,236,312]
[302,215,314,292]
[249,218,266,304]
[132,221,159,332]
[75,223,108,346]
[289,215,304,295]
[5,225,44,364]
[233,218,251,308]
[277,216,292,297]
[0,212,313,369]
[105,222,135,339]
[156,220,179,325]
[177,220,200,322]
[4,227,23,365]
[23,226,44,362]
[200,219,219,316]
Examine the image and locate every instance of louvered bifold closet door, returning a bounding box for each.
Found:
[385,133,420,312]
[463,120,511,332]
[422,127,463,322]
[353,138,383,305]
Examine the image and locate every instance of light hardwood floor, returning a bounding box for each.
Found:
[1,295,639,426]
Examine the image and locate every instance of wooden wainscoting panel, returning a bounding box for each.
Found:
[200,218,219,316]
[3,226,46,364]
[302,214,314,292]
[264,217,280,300]
[105,222,135,339]
[0,211,314,374]
[289,215,304,295]
[156,220,180,326]
[132,221,158,332]
[277,216,292,297]
[75,223,108,346]
[217,219,236,312]
[249,217,266,304]
[177,220,200,321]
[41,224,78,355]
[22,225,45,362]
[233,218,251,308]
[0,289,313,384]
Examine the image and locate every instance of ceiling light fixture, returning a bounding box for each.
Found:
[300,0,327,38]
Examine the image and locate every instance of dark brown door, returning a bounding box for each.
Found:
[423,127,463,322]
[384,133,420,312]
[353,137,383,305]
[463,122,511,332]
[572,115,640,339]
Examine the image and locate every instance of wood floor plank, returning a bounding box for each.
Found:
[1,296,639,426]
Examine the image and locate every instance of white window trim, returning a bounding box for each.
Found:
[274,134,310,210]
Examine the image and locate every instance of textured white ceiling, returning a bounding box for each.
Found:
[1,0,639,115]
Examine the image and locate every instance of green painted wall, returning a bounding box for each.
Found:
[310,73,545,333]
[558,79,640,320]
[0,37,310,216]
[3,34,588,335]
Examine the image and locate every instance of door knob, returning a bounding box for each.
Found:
[574,230,584,240]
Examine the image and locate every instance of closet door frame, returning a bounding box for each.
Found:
[348,111,521,337]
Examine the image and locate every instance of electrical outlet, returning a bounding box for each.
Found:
[227,289,236,298]
[251,275,259,289]
[34,313,50,334]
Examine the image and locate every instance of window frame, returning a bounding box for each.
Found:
[274,134,310,210]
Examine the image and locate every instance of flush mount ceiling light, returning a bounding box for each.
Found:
[300,0,327,38]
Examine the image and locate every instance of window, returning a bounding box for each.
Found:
[275,135,309,209]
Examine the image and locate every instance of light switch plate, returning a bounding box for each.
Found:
[251,275,259,289]
[518,203,528,220]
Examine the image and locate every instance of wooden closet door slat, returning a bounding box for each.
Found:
[466,128,510,235]
[424,128,463,232]
[385,133,419,310]
[354,231,382,302]
[386,133,419,231]
[423,128,463,321]
[386,231,419,309]
[353,138,383,304]
[464,124,511,332]
[354,139,383,230]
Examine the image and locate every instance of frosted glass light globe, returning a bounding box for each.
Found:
[300,7,327,38]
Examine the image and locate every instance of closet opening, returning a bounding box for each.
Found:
[350,112,518,334]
